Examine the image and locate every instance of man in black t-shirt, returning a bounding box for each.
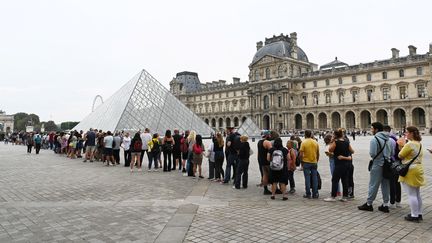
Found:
[83,128,96,162]
[172,129,182,171]
[223,127,240,184]
[257,131,272,195]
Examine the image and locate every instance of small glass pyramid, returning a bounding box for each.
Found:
[73,69,214,136]
[236,117,261,138]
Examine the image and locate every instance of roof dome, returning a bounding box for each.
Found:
[252,40,309,65]
[320,57,348,70]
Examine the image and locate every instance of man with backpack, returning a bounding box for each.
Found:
[358,122,391,212]
[33,132,42,154]
[223,127,241,184]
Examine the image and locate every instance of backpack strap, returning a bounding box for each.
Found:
[372,136,386,162]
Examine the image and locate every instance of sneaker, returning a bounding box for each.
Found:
[153,169,158,172]
[270,196,275,200]
[396,202,402,208]
[263,188,272,195]
[303,194,312,199]
[339,197,348,202]
[418,214,423,221]
[182,168,186,173]
[312,194,319,199]
[183,173,188,177]
[282,197,288,201]
[378,205,389,213]
[199,176,204,179]
[358,203,373,211]
[232,186,240,189]
[404,214,420,223]
[148,169,151,172]
[324,197,337,202]
[389,203,397,209]
[83,160,87,162]
[288,188,296,194]
[276,189,283,194]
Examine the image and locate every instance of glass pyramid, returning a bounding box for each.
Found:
[236,117,262,138]
[73,69,214,136]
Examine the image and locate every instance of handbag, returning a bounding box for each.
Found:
[392,144,422,177]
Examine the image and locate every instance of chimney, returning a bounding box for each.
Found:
[290,32,298,59]
[256,41,263,51]
[391,48,400,59]
[408,45,417,56]
[233,77,240,84]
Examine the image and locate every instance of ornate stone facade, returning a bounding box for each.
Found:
[0,111,14,133]
[170,33,432,133]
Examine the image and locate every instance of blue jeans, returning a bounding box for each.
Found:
[303,162,318,197]
[224,153,238,183]
[329,157,341,193]
[148,152,158,169]
[367,163,390,205]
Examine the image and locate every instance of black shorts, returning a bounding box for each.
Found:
[104,148,113,156]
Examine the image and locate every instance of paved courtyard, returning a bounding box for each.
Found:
[0,136,431,242]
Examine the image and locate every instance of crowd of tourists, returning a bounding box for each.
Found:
[8,122,426,223]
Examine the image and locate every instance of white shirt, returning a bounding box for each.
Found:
[122,136,131,150]
[141,132,152,150]
[103,135,114,148]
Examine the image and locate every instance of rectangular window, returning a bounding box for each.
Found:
[218,93,221,98]
[313,81,317,87]
[352,91,358,102]
[417,84,426,97]
[302,82,306,88]
[399,69,404,78]
[290,97,294,107]
[417,67,423,75]
[326,79,330,86]
[383,88,389,100]
[367,73,372,81]
[367,89,373,102]
[325,93,331,104]
[382,72,387,79]
[352,75,357,83]
[338,77,342,84]
[278,96,282,107]
[302,96,307,106]
[399,86,407,99]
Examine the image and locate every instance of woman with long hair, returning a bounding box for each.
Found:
[186,130,196,177]
[192,134,204,178]
[130,132,143,173]
[213,132,225,182]
[162,129,174,172]
[397,126,425,222]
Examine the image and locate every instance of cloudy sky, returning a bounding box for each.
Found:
[0,0,431,123]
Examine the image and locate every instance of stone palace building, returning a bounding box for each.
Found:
[170,33,432,133]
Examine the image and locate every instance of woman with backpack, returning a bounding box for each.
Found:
[192,134,205,178]
[130,132,143,173]
[162,130,175,172]
[213,132,225,182]
[267,137,289,200]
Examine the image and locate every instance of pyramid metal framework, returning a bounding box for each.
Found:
[73,69,214,136]
[236,117,262,138]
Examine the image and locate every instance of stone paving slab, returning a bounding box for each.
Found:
[0,136,431,242]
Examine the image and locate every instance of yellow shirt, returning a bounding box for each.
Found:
[398,141,425,187]
[299,138,319,163]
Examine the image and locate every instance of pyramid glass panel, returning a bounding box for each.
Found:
[74,69,214,136]
[237,117,262,138]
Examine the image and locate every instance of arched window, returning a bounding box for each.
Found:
[265,68,271,79]
[254,70,260,81]
[278,65,284,78]
[263,95,270,109]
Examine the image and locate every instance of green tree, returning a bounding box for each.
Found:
[43,121,58,132]
[13,112,41,131]
[60,121,79,130]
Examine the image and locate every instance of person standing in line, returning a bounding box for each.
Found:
[234,135,251,189]
[103,131,116,166]
[140,128,152,170]
[206,141,216,180]
[324,129,355,202]
[267,137,289,200]
[286,140,297,194]
[172,129,182,171]
[148,133,161,172]
[384,125,401,209]
[83,129,96,162]
[113,132,121,165]
[181,130,190,175]
[187,130,197,177]
[192,134,204,178]
[26,132,34,154]
[222,127,240,184]
[324,133,341,197]
[130,132,142,172]
[358,122,391,212]
[121,132,131,167]
[257,131,272,195]
[299,130,320,199]
[213,132,225,182]
[397,126,425,222]
[162,130,174,172]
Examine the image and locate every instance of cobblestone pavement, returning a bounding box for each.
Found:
[0,136,431,242]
